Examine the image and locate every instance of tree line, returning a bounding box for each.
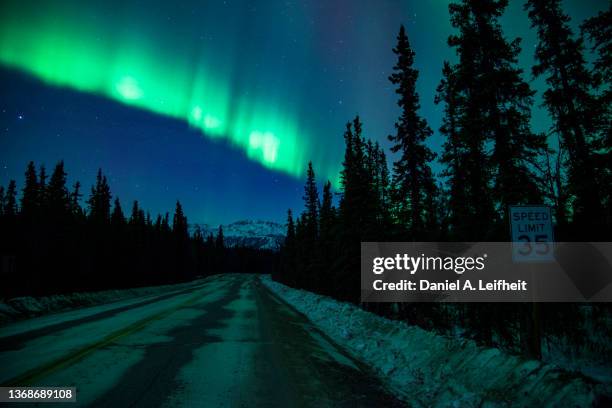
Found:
[274,0,611,359]
[0,162,278,298]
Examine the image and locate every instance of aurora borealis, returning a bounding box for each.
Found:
[0,0,312,179]
[0,0,606,224]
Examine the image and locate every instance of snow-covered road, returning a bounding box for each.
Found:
[0,274,400,407]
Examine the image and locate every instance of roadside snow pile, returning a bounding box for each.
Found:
[0,279,205,324]
[261,275,610,407]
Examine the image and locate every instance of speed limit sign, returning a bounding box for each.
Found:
[509,206,555,262]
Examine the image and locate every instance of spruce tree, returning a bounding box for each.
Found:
[336,117,377,301]
[352,117,376,232]
[339,116,377,237]
[339,120,357,232]
[47,161,70,217]
[318,181,336,294]
[440,0,546,238]
[0,186,4,216]
[5,180,17,217]
[303,161,319,240]
[38,165,47,208]
[436,61,470,238]
[214,225,225,273]
[582,5,611,230]
[444,1,497,239]
[581,5,611,91]
[69,182,83,217]
[215,225,224,249]
[129,200,146,229]
[469,1,546,219]
[162,212,171,233]
[286,209,296,244]
[293,214,306,288]
[300,161,321,290]
[38,165,47,187]
[21,161,39,218]
[193,225,203,243]
[130,200,141,225]
[525,0,602,232]
[87,169,112,224]
[340,121,355,194]
[278,209,296,285]
[581,4,611,117]
[170,201,189,278]
[206,233,214,248]
[111,197,125,226]
[172,201,188,239]
[192,225,205,276]
[362,136,383,237]
[320,181,335,238]
[387,25,437,238]
[375,143,391,212]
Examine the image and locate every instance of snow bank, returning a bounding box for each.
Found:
[261,275,610,407]
[0,279,205,324]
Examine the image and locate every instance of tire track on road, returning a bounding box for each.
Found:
[1,286,211,387]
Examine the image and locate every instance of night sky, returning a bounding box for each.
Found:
[0,0,606,225]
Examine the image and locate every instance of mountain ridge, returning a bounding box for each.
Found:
[190,219,285,250]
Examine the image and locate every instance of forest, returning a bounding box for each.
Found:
[0,162,278,298]
[0,0,609,364]
[273,0,611,360]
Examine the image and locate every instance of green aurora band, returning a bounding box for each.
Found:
[0,3,341,185]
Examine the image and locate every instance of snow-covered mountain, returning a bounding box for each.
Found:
[191,220,285,250]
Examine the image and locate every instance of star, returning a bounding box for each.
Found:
[17,114,23,120]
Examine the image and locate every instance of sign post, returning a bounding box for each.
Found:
[509,205,554,360]
[509,205,554,263]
